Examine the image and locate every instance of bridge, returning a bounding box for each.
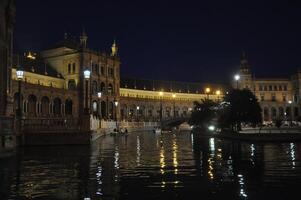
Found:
[161,117,190,129]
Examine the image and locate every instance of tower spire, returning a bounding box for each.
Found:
[111,39,118,57]
[80,27,88,48]
[240,50,250,73]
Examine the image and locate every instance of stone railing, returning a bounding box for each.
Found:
[22,118,81,132]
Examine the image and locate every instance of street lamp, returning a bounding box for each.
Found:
[234,74,240,89]
[16,67,24,119]
[288,100,292,126]
[205,87,211,100]
[215,90,221,102]
[84,69,91,114]
[97,92,102,119]
[172,94,176,118]
[136,106,140,121]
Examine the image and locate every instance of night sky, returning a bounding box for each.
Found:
[14,0,301,84]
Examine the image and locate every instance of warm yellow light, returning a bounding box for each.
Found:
[216,90,221,95]
[172,94,176,98]
[205,87,211,93]
[159,91,164,96]
[27,51,36,60]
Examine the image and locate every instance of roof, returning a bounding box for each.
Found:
[13,54,64,79]
[120,77,228,94]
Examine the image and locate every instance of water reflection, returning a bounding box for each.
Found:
[1,132,301,199]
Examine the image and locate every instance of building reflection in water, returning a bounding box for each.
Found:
[2,132,301,199]
[289,143,296,168]
[208,138,215,180]
[136,136,141,167]
[172,135,179,175]
[250,144,255,165]
[237,174,248,198]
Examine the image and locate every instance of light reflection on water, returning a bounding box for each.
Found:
[0,132,301,199]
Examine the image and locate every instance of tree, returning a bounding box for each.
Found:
[189,99,217,130]
[218,89,262,132]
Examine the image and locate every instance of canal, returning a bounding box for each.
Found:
[1,131,301,200]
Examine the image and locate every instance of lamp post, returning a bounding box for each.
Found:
[172,94,176,118]
[215,90,221,102]
[136,106,140,121]
[84,69,91,115]
[114,99,118,130]
[234,74,240,89]
[97,92,102,119]
[288,100,292,126]
[16,67,24,130]
[159,91,163,126]
[205,87,211,100]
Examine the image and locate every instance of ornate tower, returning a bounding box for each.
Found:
[233,51,253,90]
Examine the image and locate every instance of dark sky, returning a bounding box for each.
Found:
[15,0,301,84]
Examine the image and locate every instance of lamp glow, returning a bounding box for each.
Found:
[16,69,24,80]
[84,69,91,79]
[234,74,240,81]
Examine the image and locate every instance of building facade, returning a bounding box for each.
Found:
[233,52,300,122]
[9,32,223,128]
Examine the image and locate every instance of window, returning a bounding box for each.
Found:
[283,95,286,102]
[274,85,277,91]
[264,86,267,91]
[269,85,273,91]
[279,85,282,91]
[259,85,263,91]
[68,63,71,74]
[72,63,76,73]
[68,80,76,90]
[284,85,287,91]
[271,94,276,101]
[101,66,105,75]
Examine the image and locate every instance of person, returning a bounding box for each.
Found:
[125,128,128,134]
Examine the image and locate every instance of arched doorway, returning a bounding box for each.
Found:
[65,99,73,116]
[263,107,269,121]
[53,97,62,116]
[28,94,37,117]
[41,96,50,117]
[101,101,106,119]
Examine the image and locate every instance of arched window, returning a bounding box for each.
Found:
[92,100,98,115]
[41,96,50,116]
[279,107,284,118]
[101,101,106,118]
[92,81,98,95]
[263,107,269,121]
[53,98,62,116]
[28,95,37,117]
[271,107,277,119]
[68,80,76,90]
[100,82,105,92]
[65,99,73,116]
[294,107,299,117]
[108,83,113,95]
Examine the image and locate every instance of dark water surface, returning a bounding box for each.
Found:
[1,132,301,200]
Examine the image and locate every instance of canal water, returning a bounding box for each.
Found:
[0,132,301,200]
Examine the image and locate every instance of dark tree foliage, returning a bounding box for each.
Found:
[218,89,262,131]
[189,99,217,129]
